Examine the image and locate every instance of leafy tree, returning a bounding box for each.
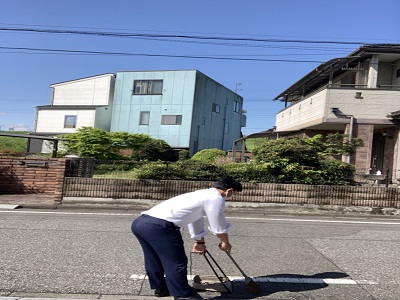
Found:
[59,127,151,159]
[109,131,151,150]
[321,133,364,156]
[191,148,226,163]
[59,127,117,159]
[132,139,173,161]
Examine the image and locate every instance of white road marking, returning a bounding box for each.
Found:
[0,210,399,226]
[129,274,377,285]
[0,210,131,216]
[226,216,400,226]
[0,204,20,209]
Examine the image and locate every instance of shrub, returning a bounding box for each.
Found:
[132,139,173,161]
[130,162,180,180]
[177,160,221,181]
[220,162,279,183]
[131,160,221,181]
[280,160,355,185]
[94,160,142,175]
[317,159,355,185]
[253,138,318,166]
[191,148,226,163]
[178,150,191,161]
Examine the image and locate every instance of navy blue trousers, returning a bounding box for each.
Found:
[131,214,196,297]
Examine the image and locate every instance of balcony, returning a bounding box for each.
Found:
[275,85,400,132]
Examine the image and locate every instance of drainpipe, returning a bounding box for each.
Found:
[221,99,228,149]
[347,115,354,163]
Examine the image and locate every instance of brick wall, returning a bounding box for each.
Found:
[0,156,67,203]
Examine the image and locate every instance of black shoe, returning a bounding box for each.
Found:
[174,293,203,300]
[155,288,170,297]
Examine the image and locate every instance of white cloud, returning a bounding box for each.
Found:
[0,123,33,131]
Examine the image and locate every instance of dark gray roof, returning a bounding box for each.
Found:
[245,128,276,139]
[274,44,400,102]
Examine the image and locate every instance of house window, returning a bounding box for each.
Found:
[64,115,77,128]
[396,69,400,78]
[212,103,220,114]
[133,80,163,95]
[139,111,150,125]
[201,117,206,125]
[233,100,240,113]
[161,115,182,125]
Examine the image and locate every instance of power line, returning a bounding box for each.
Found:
[0,27,357,52]
[0,27,368,45]
[0,46,325,63]
[0,26,367,54]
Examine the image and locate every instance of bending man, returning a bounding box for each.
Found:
[131,177,243,300]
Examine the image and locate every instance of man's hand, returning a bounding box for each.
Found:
[192,242,206,254]
[216,233,232,252]
[218,241,232,253]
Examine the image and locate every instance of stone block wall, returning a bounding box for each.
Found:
[64,178,400,208]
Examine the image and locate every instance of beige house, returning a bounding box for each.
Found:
[31,73,115,153]
[273,44,400,183]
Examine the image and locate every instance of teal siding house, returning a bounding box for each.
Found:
[110,70,245,155]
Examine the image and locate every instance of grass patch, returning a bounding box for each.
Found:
[0,131,30,154]
[245,138,268,151]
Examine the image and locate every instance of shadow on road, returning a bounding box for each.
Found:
[208,271,350,299]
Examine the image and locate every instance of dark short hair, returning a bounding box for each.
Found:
[212,177,243,192]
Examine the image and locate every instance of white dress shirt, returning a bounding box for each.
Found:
[142,187,231,240]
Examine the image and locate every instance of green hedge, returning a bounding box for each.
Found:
[131,161,222,181]
[127,159,355,185]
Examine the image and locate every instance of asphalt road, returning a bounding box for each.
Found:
[0,208,399,300]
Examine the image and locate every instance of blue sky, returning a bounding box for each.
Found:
[1,0,399,135]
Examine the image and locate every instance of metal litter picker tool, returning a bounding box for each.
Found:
[190,250,232,293]
[225,251,261,295]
